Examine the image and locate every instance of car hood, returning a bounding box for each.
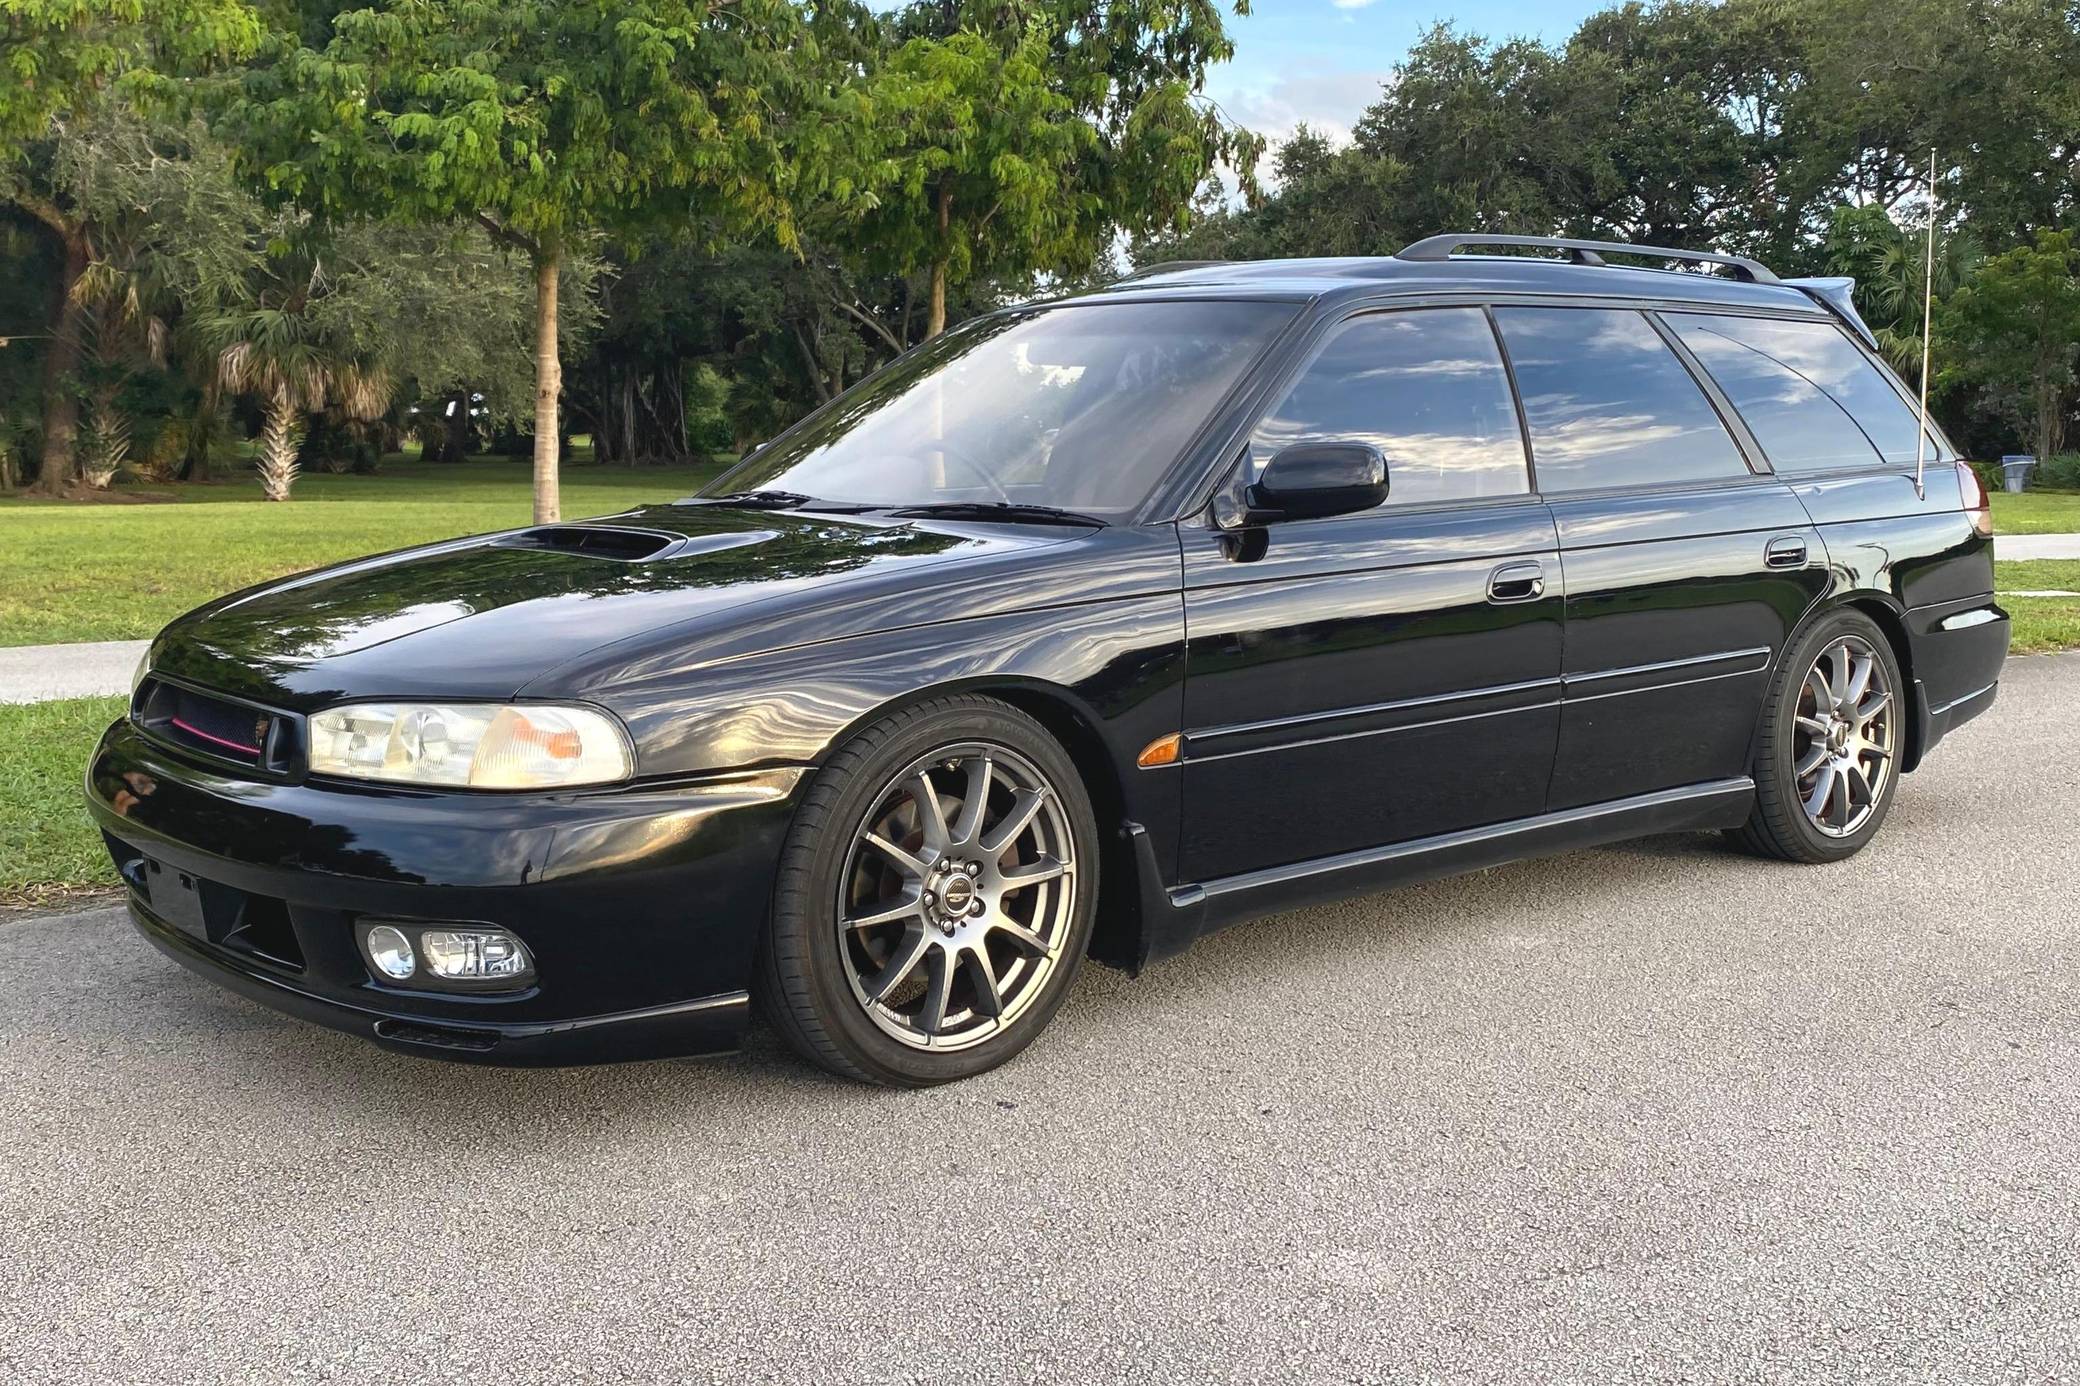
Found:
[146,505,1080,711]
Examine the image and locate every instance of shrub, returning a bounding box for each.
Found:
[2031,453,2080,489]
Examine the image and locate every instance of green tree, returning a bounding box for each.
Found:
[1940,231,2080,461]
[0,0,259,492]
[224,0,841,521]
[860,1,1258,338]
[1821,203,1981,373]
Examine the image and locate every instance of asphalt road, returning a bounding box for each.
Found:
[3,657,2077,1384]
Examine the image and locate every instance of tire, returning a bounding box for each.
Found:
[1733,608,1905,864]
[753,694,1099,1086]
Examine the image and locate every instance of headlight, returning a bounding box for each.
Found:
[306,702,633,789]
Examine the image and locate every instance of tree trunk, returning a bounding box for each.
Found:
[925,181,953,339]
[182,383,219,482]
[440,389,472,461]
[80,381,128,488]
[32,233,90,495]
[2037,371,2064,461]
[532,245,563,523]
[257,385,303,501]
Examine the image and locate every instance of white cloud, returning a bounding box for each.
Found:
[1214,61,1392,163]
[1331,0,1380,8]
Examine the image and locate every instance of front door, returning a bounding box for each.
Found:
[1177,306,1563,884]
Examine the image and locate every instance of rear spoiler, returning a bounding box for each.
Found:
[1783,276,1879,349]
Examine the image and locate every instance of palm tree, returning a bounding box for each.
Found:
[199,297,391,502]
[70,260,172,487]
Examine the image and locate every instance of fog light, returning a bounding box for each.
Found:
[420,928,534,982]
[364,924,416,980]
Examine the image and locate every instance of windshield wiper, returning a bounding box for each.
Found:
[886,501,1108,528]
[693,489,817,510]
[688,490,877,514]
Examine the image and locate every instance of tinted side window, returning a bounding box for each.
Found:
[1664,313,1936,467]
[1251,307,1528,507]
[1494,307,1748,492]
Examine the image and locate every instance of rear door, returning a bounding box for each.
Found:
[1491,305,1829,808]
[1177,305,1563,883]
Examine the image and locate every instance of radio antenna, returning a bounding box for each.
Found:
[1913,148,1937,500]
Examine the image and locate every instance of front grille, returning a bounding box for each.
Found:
[134,676,302,775]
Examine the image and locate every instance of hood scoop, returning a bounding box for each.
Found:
[490,524,777,563]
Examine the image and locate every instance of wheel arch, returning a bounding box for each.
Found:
[810,675,1152,973]
[1769,591,1923,775]
[1835,593,1922,773]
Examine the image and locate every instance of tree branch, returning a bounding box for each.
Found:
[475,212,541,258]
[791,324,834,404]
[834,297,904,354]
[9,189,81,242]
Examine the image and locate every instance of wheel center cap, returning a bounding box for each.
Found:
[939,874,976,914]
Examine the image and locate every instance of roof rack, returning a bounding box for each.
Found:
[1115,259,1231,282]
[1395,234,1779,285]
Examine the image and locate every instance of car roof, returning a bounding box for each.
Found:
[1077,253,1825,316]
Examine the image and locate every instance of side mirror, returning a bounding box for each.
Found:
[1243,443,1388,523]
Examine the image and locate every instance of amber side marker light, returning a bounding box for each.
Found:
[1137,733,1182,768]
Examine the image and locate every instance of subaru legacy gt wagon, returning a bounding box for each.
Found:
[89,235,2009,1086]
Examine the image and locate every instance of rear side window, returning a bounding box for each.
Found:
[1664,313,1937,469]
[1250,307,1528,508]
[1494,307,1748,492]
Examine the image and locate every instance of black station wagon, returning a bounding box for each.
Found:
[88,235,2010,1085]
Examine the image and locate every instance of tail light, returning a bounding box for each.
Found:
[1957,461,1993,537]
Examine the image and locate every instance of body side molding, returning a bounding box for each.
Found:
[1139,778,1756,964]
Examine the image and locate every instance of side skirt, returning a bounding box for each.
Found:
[1136,778,1756,966]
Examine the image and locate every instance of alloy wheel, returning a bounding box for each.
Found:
[836,742,1078,1051]
[1792,635,1896,839]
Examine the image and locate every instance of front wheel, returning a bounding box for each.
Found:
[754,695,1098,1086]
[1733,609,1904,864]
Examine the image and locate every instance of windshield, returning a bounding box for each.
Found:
[705,300,1297,520]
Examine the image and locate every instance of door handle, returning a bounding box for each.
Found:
[1487,561,1546,604]
[1765,536,1808,569]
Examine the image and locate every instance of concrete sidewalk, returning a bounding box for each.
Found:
[0,639,148,705]
[1999,532,2080,560]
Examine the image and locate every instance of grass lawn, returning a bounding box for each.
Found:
[1,695,126,908]
[1990,489,2080,535]
[0,454,732,647]
[1996,559,2080,655]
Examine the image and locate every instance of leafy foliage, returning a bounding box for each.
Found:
[1940,232,2080,461]
[854,1,1257,335]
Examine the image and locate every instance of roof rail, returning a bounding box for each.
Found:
[1115,259,1231,282]
[1395,234,1779,285]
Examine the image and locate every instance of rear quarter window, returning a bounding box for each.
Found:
[1493,307,1749,492]
[1663,313,1941,471]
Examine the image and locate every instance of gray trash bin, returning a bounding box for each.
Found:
[2000,455,2036,493]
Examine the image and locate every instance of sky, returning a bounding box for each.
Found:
[1204,0,1607,154]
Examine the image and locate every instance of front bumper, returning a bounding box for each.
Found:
[87,718,804,1066]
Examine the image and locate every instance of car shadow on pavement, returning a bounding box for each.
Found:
[95,828,1719,1118]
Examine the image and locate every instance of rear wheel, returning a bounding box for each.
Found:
[754,695,1097,1086]
[1734,609,1903,863]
